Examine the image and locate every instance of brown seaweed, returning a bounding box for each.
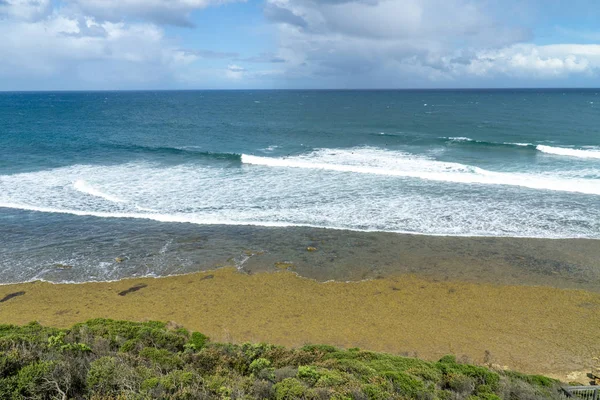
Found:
[118,284,147,296]
[0,291,25,303]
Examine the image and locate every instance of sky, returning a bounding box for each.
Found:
[1,0,600,90]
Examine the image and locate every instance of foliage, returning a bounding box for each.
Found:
[0,319,567,399]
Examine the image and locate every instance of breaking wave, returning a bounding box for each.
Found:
[241,147,600,196]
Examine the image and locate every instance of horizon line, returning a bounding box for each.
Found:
[2,87,600,93]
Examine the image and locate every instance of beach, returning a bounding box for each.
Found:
[1,90,600,388]
[1,228,599,382]
[1,266,598,382]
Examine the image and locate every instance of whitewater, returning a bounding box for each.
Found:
[1,144,599,238]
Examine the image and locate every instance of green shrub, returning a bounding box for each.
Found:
[436,355,500,390]
[297,365,321,385]
[362,383,389,400]
[160,370,197,391]
[73,319,186,352]
[87,356,137,395]
[384,371,428,397]
[0,350,21,377]
[13,361,54,399]
[0,319,569,400]
[274,378,307,400]
[249,357,272,374]
[438,355,458,364]
[0,376,17,399]
[470,393,502,400]
[141,376,160,391]
[139,347,183,371]
[274,366,299,382]
[301,344,338,354]
[323,358,377,380]
[315,369,347,387]
[118,338,140,353]
[185,331,209,351]
[504,371,558,388]
[444,373,475,394]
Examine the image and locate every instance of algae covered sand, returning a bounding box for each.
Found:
[0,268,598,381]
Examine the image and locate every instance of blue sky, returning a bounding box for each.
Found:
[1,0,600,90]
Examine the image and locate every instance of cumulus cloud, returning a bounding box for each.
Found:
[0,0,52,21]
[239,52,286,63]
[226,64,246,79]
[456,44,599,79]
[1,0,599,89]
[264,0,600,86]
[0,0,280,89]
[67,0,245,27]
[0,8,200,89]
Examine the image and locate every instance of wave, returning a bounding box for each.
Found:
[1,155,598,239]
[261,145,279,152]
[0,201,596,239]
[241,147,600,196]
[442,137,600,159]
[100,142,243,162]
[536,145,600,159]
[73,180,125,203]
[0,202,301,228]
[441,137,536,149]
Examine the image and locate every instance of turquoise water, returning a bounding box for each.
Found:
[1,89,599,282]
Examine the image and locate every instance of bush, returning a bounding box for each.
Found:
[139,347,183,372]
[298,365,321,385]
[87,356,137,396]
[0,319,568,400]
[186,331,209,351]
[13,361,54,399]
[362,383,388,400]
[249,357,272,375]
[384,371,428,398]
[274,378,307,400]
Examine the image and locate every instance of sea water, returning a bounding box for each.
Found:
[1,89,599,282]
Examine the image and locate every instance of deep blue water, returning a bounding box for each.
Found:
[1,89,600,282]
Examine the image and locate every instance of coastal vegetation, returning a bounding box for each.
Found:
[0,319,567,399]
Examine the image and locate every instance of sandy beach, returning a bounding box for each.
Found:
[1,266,598,382]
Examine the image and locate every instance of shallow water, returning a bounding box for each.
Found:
[2,208,599,290]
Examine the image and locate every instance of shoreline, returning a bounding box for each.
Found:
[5,204,600,240]
[2,215,600,291]
[3,205,600,240]
[0,267,598,382]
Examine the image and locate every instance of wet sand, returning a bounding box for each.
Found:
[6,215,600,293]
[0,267,598,382]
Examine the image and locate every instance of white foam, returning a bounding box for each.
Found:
[537,145,600,159]
[241,147,600,196]
[1,154,598,238]
[73,180,126,203]
[0,202,301,228]
[505,142,532,147]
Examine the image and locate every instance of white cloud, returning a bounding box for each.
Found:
[0,0,52,21]
[0,0,281,89]
[226,64,246,79]
[1,0,600,89]
[0,11,199,89]
[68,0,245,26]
[264,0,600,86]
[460,44,599,79]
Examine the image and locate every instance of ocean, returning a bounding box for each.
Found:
[1,89,599,283]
